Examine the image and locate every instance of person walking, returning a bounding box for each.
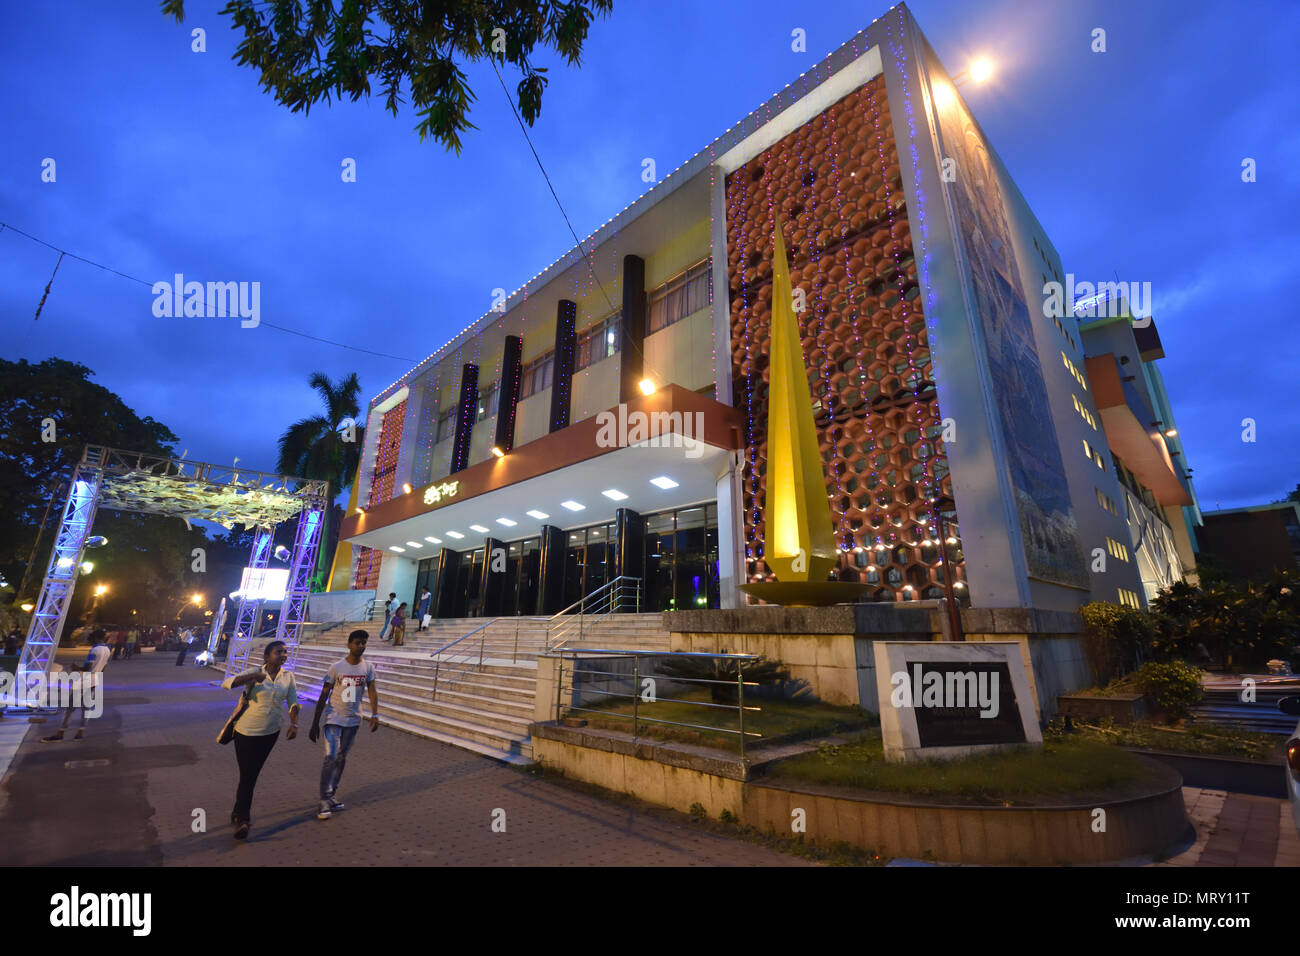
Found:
[175,626,196,666]
[377,592,397,642]
[41,630,110,742]
[222,640,300,840]
[389,603,408,646]
[125,627,138,660]
[415,588,432,632]
[309,629,379,820]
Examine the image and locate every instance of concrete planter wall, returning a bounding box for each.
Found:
[532,722,1190,864]
[1057,693,1149,725]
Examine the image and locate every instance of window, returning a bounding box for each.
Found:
[435,409,455,444]
[1082,439,1104,470]
[575,314,621,372]
[476,382,498,422]
[647,259,711,335]
[519,352,554,399]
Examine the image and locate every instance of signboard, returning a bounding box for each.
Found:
[235,567,289,602]
[872,641,1042,762]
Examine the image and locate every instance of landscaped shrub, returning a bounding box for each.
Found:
[1080,601,1156,684]
[1151,571,1299,670]
[1132,661,1202,721]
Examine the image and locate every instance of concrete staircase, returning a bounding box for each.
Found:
[291,614,671,764]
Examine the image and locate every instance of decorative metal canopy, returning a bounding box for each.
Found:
[91,446,329,529]
[16,445,329,700]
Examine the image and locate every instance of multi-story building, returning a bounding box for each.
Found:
[332,3,1197,620]
[1201,501,1300,580]
[1077,301,1201,603]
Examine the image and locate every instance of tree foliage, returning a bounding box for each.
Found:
[161,0,614,152]
[0,358,178,588]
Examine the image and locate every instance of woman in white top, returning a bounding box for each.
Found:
[222,640,300,839]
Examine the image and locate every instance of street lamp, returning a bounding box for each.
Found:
[191,593,203,605]
[953,56,995,86]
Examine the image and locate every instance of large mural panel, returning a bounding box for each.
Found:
[928,72,1087,589]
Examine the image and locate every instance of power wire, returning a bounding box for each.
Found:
[1,220,418,362]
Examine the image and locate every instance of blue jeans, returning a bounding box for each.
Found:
[378,614,391,639]
[319,724,359,802]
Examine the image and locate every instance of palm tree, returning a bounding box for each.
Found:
[276,372,365,590]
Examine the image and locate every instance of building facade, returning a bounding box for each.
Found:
[334,3,1196,619]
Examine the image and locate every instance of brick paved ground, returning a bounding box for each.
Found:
[0,653,811,866]
[2,652,1294,867]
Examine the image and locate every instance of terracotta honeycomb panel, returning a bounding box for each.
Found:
[726,76,964,602]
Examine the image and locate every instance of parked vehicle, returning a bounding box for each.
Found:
[1279,696,1300,835]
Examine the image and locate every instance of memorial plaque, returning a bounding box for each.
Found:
[912,662,1027,748]
[872,641,1043,762]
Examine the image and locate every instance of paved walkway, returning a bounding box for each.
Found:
[0,653,809,866]
[2,653,1295,866]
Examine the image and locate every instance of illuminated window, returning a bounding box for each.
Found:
[647,259,712,335]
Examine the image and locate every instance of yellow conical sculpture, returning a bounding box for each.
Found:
[763,220,838,583]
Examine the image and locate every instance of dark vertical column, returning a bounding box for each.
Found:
[450,363,479,473]
[549,300,577,433]
[619,254,647,402]
[536,524,566,614]
[615,507,646,584]
[479,537,507,616]
[495,335,524,452]
[431,548,462,619]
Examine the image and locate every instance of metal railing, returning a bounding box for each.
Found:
[545,576,641,652]
[428,617,504,702]
[302,597,378,643]
[553,648,762,758]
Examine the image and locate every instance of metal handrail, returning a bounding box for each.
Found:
[552,648,762,759]
[305,597,377,641]
[429,617,502,702]
[545,576,641,652]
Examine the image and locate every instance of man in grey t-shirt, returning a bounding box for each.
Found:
[309,630,379,819]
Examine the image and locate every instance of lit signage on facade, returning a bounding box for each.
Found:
[423,480,460,506]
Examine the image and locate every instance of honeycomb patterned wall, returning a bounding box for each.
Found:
[726,74,965,602]
[352,400,407,591]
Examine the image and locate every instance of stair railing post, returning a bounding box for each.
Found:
[737,659,745,761]
[632,655,640,740]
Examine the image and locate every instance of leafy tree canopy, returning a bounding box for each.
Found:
[161,0,614,153]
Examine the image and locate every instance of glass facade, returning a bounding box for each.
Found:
[412,504,718,618]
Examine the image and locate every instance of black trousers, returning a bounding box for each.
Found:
[232,730,279,823]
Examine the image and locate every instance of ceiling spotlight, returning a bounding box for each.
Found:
[1164,428,1178,438]
[602,489,628,501]
[389,546,405,553]
[526,510,549,520]
[561,501,585,512]
[445,531,464,539]
[490,446,505,458]
[406,541,422,548]
[638,378,657,396]
[425,536,442,544]
[469,524,490,533]
[497,518,517,527]
[650,476,679,490]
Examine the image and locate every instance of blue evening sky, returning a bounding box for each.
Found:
[2,0,1296,511]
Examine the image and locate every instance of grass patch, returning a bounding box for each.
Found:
[573,688,873,752]
[1065,719,1283,761]
[763,726,1171,806]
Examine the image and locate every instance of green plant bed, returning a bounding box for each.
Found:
[1065,719,1284,761]
[763,727,1171,807]
[574,688,873,751]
